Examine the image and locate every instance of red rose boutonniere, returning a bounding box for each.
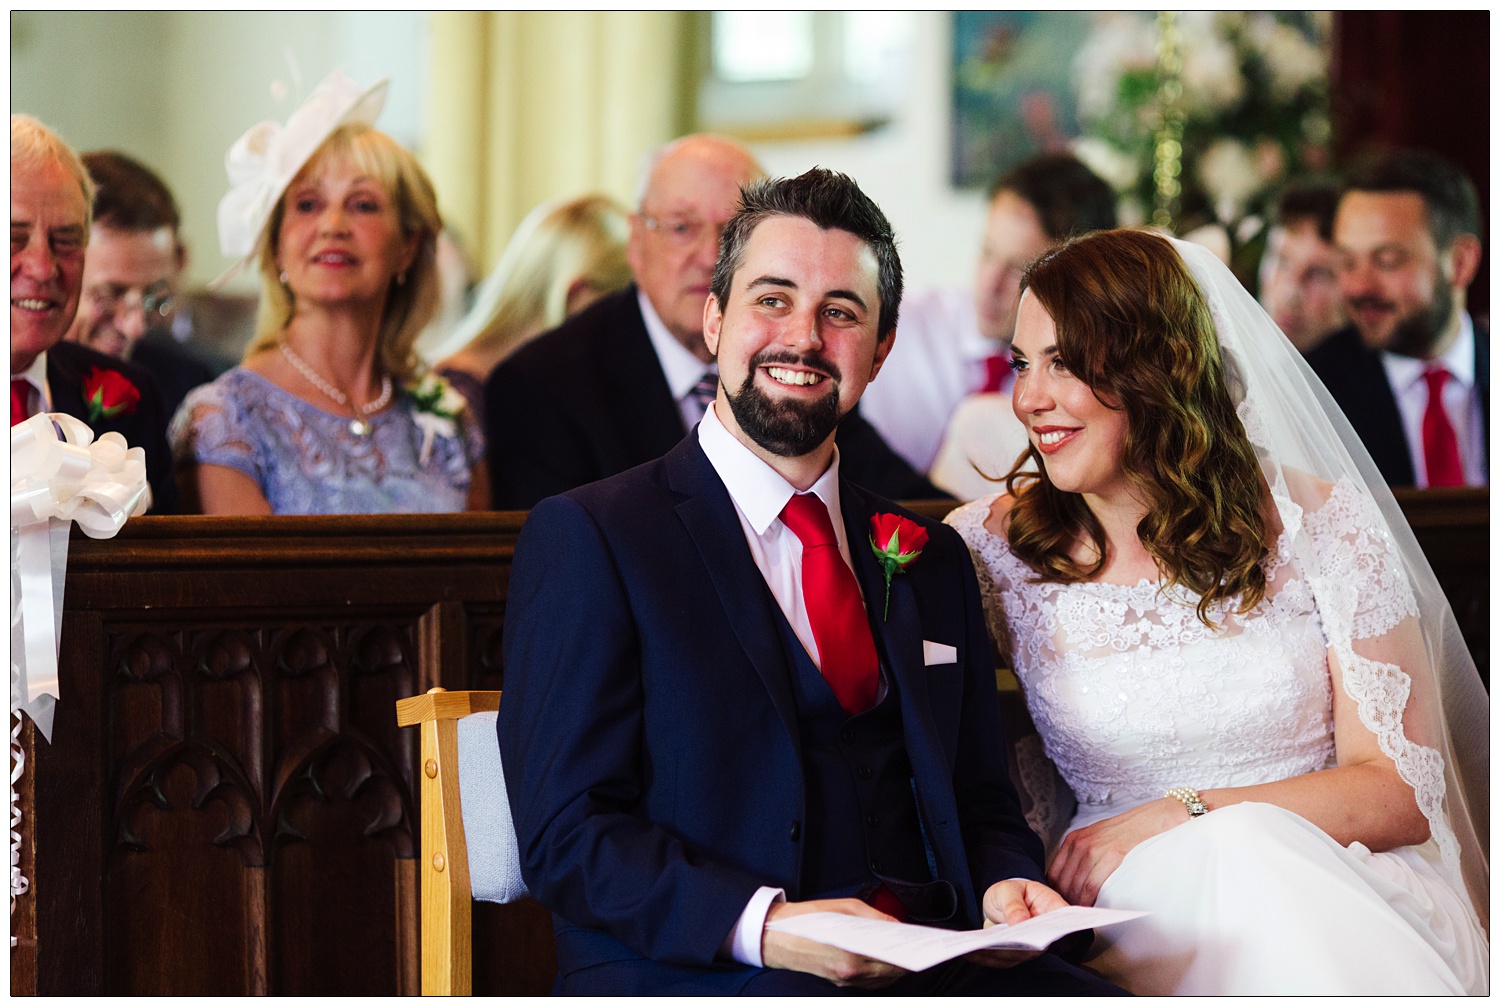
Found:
[82,367,141,424]
[869,513,929,620]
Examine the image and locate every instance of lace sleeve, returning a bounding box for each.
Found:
[167,375,266,486]
[1297,477,1459,879]
[1302,478,1419,642]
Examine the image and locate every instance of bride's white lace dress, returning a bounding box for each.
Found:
[947,483,1488,995]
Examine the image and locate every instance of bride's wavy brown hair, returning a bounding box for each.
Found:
[1004,229,1271,625]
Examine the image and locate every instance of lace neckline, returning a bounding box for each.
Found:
[960,492,1294,604]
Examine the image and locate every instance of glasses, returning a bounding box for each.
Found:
[86,283,177,321]
[640,212,727,248]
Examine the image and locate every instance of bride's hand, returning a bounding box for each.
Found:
[1048,798,1187,906]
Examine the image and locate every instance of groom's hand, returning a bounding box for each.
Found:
[762,898,908,988]
[964,878,1069,969]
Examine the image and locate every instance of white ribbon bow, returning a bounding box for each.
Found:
[10,413,150,740]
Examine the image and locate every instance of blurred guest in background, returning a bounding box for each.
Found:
[1257,179,1345,354]
[919,154,1117,500]
[171,72,486,514]
[433,193,632,425]
[1308,150,1485,487]
[484,134,940,508]
[11,114,178,512]
[65,150,216,420]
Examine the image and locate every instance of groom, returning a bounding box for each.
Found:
[498,169,1119,995]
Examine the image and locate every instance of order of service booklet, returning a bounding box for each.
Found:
[765,906,1146,973]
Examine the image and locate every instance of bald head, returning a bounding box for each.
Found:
[628,135,764,360]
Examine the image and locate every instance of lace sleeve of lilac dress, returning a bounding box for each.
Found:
[169,368,269,488]
[169,368,479,515]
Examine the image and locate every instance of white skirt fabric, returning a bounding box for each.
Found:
[1076,802,1487,996]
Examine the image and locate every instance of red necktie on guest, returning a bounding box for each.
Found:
[780,492,879,717]
[1421,366,1464,487]
[977,352,1011,394]
[11,379,31,427]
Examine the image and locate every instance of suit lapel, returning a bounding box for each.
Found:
[45,346,86,416]
[600,290,692,463]
[840,487,937,742]
[666,438,802,747]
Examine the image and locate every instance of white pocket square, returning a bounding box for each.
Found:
[922,640,957,666]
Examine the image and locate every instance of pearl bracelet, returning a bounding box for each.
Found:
[1165,786,1209,818]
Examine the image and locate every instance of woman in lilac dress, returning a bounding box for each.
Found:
[171,72,485,515]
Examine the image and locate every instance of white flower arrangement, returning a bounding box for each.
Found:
[408,372,468,467]
[1071,11,1330,252]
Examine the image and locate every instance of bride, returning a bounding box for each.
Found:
[945,229,1487,995]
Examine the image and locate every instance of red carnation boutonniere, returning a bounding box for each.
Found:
[869,512,929,620]
[82,366,142,425]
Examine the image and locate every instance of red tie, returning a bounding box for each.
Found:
[780,493,879,717]
[1421,366,1464,487]
[977,352,1011,394]
[11,379,31,426]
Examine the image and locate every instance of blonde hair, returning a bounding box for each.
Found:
[444,194,631,364]
[11,114,96,237]
[244,124,442,384]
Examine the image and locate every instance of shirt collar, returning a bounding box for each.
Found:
[19,350,52,410]
[1382,312,1476,392]
[698,400,843,537]
[638,287,715,401]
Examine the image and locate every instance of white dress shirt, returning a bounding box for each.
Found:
[857,288,1006,473]
[697,403,865,967]
[1380,313,1487,487]
[13,350,53,417]
[639,288,718,430]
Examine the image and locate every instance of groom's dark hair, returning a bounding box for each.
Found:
[710,167,903,340]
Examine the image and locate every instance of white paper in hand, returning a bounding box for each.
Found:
[766,906,1146,972]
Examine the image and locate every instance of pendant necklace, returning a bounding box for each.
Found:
[279,338,392,437]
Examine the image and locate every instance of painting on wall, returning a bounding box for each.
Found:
[949,11,1095,189]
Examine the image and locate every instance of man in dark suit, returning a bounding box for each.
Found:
[1308,150,1486,487]
[484,134,941,508]
[65,150,216,422]
[11,115,177,512]
[498,170,1119,995]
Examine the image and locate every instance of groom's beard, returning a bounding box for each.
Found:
[724,349,844,458]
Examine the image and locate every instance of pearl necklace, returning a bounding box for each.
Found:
[279,338,393,437]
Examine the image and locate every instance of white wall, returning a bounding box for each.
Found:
[747,12,986,294]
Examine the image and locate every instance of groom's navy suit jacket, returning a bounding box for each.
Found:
[497,432,1044,991]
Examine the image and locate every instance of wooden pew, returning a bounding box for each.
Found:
[10,513,551,996]
[10,488,1485,994]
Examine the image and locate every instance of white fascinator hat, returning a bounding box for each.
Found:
[211,69,388,288]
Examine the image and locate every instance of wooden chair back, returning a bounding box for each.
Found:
[395,687,504,996]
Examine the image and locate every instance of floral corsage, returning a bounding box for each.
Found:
[408,372,468,465]
[869,513,928,620]
[82,367,142,424]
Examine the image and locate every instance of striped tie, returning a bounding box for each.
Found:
[688,371,719,419]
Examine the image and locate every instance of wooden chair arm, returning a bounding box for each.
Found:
[397,688,501,726]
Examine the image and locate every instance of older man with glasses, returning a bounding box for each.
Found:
[484,134,941,509]
[64,150,216,423]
